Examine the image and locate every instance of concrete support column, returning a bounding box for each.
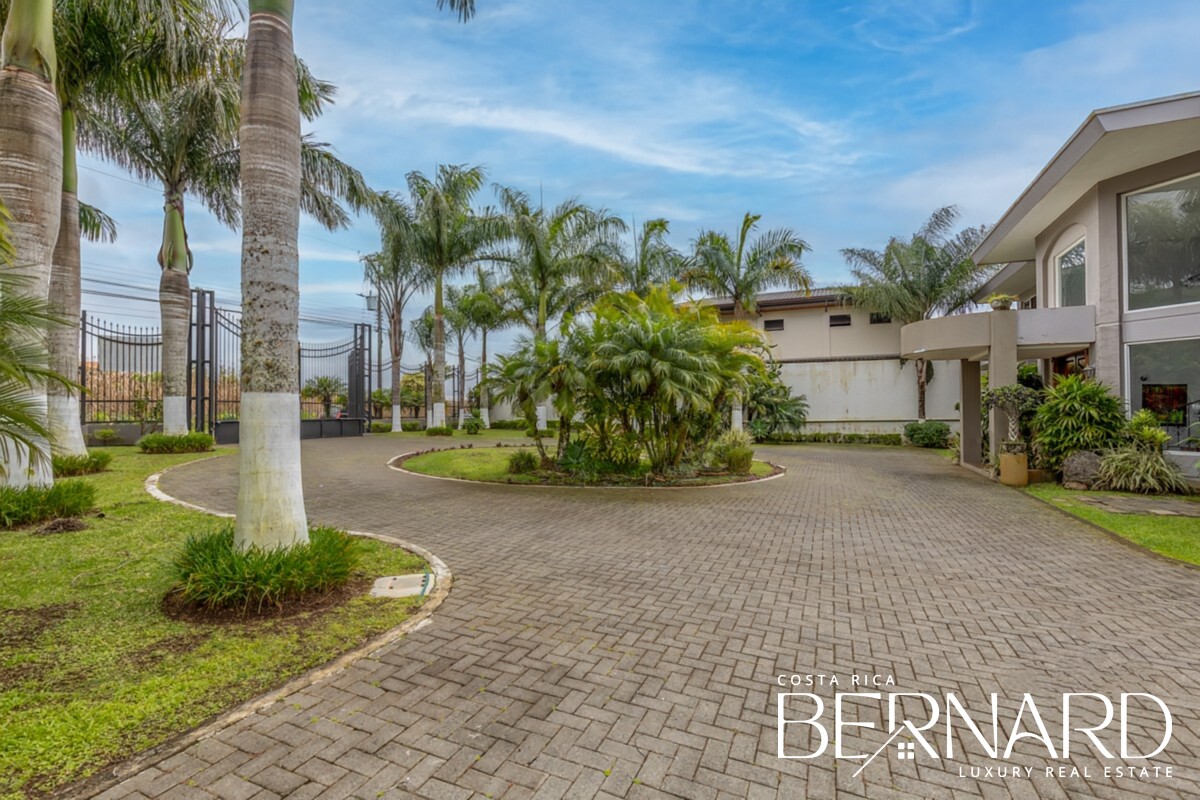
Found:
[987,309,1018,464]
[960,359,982,467]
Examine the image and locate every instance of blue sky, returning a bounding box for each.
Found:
[77,0,1200,366]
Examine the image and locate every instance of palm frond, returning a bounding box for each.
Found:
[79,202,117,243]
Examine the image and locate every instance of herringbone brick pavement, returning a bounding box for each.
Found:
[87,438,1200,799]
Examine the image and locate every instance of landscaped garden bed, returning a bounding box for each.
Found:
[397,445,781,487]
[0,448,427,799]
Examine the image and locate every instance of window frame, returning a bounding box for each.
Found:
[1124,335,1200,454]
[763,318,784,332]
[1121,170,1200,315]
[1054,237,1086,308]
[829,314,852,328]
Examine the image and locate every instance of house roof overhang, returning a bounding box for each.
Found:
[972,91,1200,266]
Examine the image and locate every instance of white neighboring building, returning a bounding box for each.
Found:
[709,290,961,434]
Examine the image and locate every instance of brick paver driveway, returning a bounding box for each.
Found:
[97,438,1200,800]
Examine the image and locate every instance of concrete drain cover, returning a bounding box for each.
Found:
[370,573,432,598]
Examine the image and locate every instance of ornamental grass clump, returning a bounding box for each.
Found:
[0,480,96,529]
[1093,410,1192,495]
[507,449,539,474]
[136,432,215,454]
[51,451,113,477]
[171,526,361,612]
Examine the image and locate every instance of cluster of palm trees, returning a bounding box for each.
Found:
[361,164,814,430]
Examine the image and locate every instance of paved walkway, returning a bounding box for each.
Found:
[95,438,1200,800]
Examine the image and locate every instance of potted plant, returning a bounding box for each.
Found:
[983,384,1043,487]
[985,293,1019,311]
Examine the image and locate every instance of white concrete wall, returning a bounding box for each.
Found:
[779,358,961,434]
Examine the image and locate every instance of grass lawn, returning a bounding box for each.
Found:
[1026,483,1200,566]
[401,445,778,486]
[0,447,426,799]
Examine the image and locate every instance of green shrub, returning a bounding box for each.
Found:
[462,414,483,435]
[51,451,113,477]
[92,428,120,445]
[507,449,539,474]
[710,430,754,471]
[171,525,361,612]
[369,421,392,434]
[1128,409,1169,451]
[1032,375,1126,471]
[1093,447,1192,495]
[0,480,96,529]
[489,419,525,430]
[136,432,215,454]
[525,427,552,438]
[401,421,422,432]
[725,446,754,475]
[904,420,951,448]
[425,426,453,437]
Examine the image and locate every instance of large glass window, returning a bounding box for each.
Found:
[1056,240,1086,307]
[1126,173,1200,310]
[1129,338,1200,451]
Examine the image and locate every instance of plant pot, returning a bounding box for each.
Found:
[990,299,1015,311]
[999,452,1028,487]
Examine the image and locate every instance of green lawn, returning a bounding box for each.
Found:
[0,448,425,799]
[1027,483,1200,566]
[401,445,777,486]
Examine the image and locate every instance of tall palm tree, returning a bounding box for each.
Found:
[495,187,626,340]
[460,265,508,423]
[81,32,373,437]
[0,0,62,487]
[1,0,234,458]
[403,164,506,427]
[443,283,476,422]
[619,217,683,297]
[233,0,307,550]
[684,212,811,320]
[840,206,991,420]
[364,197,428,431]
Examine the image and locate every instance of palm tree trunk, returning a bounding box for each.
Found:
[431,274,446,426]
[916,358,928,421]
[457,332,466,424]
[0,0,62,488]
[389,306,403,432]
[479,329,489,427]
[235,0,308,550]
[158,188,191,435]
[46,106,87,457]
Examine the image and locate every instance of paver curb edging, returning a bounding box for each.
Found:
[1022,488,1200,574]
[59,461,454,800]
[388,450,787,489]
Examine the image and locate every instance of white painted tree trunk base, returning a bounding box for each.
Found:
[1,390,53,488]
[162,396,188,436]
[391,404,403,433]
[48,395,87,457]
[536,405,548,431]
[480,408,490,429]
[731,401,744,432]
[458,408,467,427]
[431,402,446,428]
[235,393,308,550]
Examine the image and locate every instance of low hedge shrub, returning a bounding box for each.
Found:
[525,427,553,438]
[171,525,361,612]
[136,432,215,454]
[425,426,453,436]
[507,450,539,474]
[903,421,951,449]
[369,421,392,433]
[401,421,423,432]
[92,428,121,445]
[51,451,113,477]
[0,480,96,529]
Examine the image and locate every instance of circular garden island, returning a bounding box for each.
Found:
[398,444,782,487]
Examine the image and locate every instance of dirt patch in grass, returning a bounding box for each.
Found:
[0,603,77,652]
[34,517,89,535]
[159,575,373,625]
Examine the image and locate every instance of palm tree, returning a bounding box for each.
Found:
[619,217,684,297]
[840,206,991,420]
[233,0,307,550]
[0,204,72,480]
[443,283,477,423]
[80,31,373,437]
[410,308,436,421]
[0,0,63,487]
[2,0,233,458]
[460,266,508,424]
[363,199,428,431]
[403,164,506,427]
[495,187,626,340]
[684,212,811,320]
[493,334,588,460]
[301,375,346,418]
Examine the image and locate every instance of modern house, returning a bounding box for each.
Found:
[709,290,960,434]
[901,92,1200,476]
